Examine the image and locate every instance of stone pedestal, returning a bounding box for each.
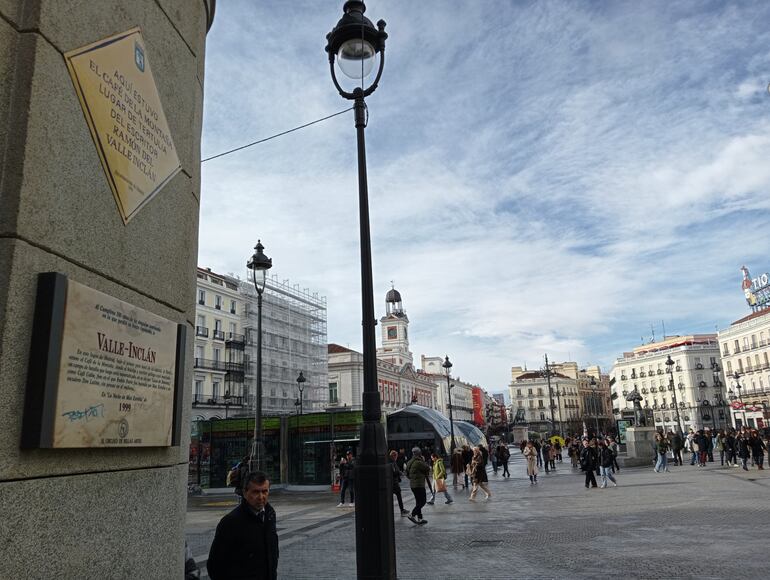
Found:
[511,426,528,445]
[0,2,213,577]
[623,426,657,467]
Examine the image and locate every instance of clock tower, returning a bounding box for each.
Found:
[377,285,413,367]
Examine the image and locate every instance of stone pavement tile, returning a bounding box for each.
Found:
[276,454,770,579]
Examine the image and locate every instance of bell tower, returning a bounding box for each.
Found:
[377,284,412,366]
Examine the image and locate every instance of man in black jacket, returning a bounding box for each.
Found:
[207,471,279,580]
[580,439,598,489]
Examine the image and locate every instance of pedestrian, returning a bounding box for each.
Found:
[207,471,278,580]
[451,448,465,488]
[597,440,618,488]
[686,430,698,465]
[389,450,409,517]
[579,439,598,489]
[226,455,250,503]
[490,443,499,474]
[462,445,473,489]
[548,442,556,471]
[469,447,492,501]
[716,431,726,467]
[749,430,766,470]
[671,431,684,466]
[337,450,355,507]
[725,431,737,467]
[497,442,511,477]
[430,452,453,504]
[654,432,670,473]
[568,441,580,469]
[696,430,708,467]
[523,440,538,484]
[541,439,551,474]
[425,453,436,505]
[608,437,621,473]
[404,447,429,525]
[396,448,407,471]
[554,440,563,462]
[737,432,751,470]
[533,439,542,467]
[478,443,489,467]
[705,428,714,462]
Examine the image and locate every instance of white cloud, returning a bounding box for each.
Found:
[200,1,770,392]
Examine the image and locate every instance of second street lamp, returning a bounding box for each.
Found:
[325,2,394,578]
[665,354,684,435]
[443,355,457,456]
[295,371,306,483]
[246,240,272,472]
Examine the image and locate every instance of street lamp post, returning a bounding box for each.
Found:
[223,390,231,420]
[295,371,306,484]
[711,361,723,429]
[246,240,272,471]
[553,386,563,438]
[543,354,556,435]
[731,372,746,429]
[325,3,394,577]
[590,377,600,437]
[443,356,457,456]
[665,355,684,435]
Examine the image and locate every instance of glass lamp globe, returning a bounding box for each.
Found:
[337,38,376,79]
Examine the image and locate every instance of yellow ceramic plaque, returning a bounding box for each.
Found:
[65,28,181,224]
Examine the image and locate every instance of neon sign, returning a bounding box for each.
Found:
[740,265,770,312]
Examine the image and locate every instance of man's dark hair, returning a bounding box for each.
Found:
[243,470,269,491]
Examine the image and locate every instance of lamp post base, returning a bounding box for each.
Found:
[354,420,396,579]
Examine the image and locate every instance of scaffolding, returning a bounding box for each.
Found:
[241,272,328,415]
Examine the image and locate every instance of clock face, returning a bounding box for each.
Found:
[387,326,397,339]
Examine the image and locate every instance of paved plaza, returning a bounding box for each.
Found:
[186,451,770,579]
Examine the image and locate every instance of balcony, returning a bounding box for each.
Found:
[225,332,245,345]
[212,330,225,341]
[698,381,707,388]
[192,395,245,407]
[639,371,646,378]
[675,365,682,371]
[695,363,704,370]
[195,326,209,337]
[657,369,664,375]
[620,375,627,380]
[194,358,227,371]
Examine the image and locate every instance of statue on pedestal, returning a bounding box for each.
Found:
[625,388,646,427]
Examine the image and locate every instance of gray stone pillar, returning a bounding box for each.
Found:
[0,1,214,577]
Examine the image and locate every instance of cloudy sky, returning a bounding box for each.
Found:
[199,1,770,395]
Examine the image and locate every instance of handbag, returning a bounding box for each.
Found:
[436,478,447,492]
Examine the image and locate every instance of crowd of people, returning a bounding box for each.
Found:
[652,426,768,472]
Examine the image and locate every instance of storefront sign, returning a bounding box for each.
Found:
[616,419,632,445]
[472,387,485,426]
[22,273,185,448]
[65,28,181,224]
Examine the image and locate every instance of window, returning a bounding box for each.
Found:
[537,388,543,396]
[329,382,339,403]
[517,389,522,396]
[734,340,740,352]
[198,289,205,305]
[197,314,205,327]
[528,400,534,408]
[727,361,733,373]
[214,319,222,331]
[230,300,237,314]
[212,381,220,399]
[215,295,222,310]
[538,400,544,408]
[751,335,757,348]
[528,388,533,395]
[194,380,203,399]
[213,348,221,362]
[744,337,750,350]
[195,346,203,359]
[540,412,545,421]
[723,343,730,356]
[229,322,237,335]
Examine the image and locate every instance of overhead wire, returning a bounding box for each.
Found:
[201,107,353,163]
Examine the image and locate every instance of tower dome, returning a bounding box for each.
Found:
[385,287,402,303]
